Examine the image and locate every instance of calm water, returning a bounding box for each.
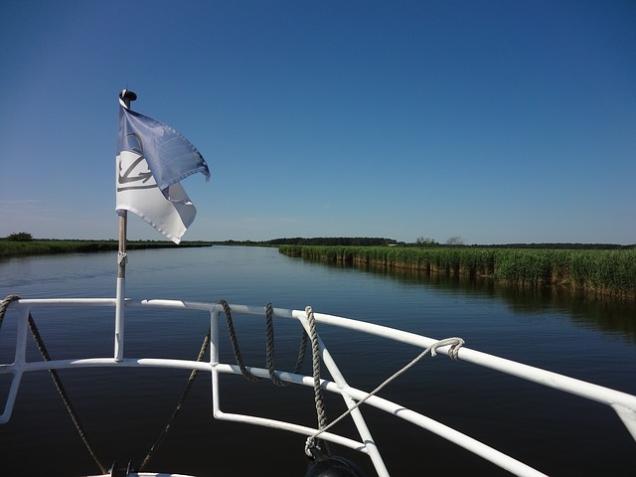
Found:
[0,246,635,476]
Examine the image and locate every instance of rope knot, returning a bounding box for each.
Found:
[305,436,316,457]
[430,337,465,360]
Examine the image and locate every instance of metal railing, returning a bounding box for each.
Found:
[1,297,635,477]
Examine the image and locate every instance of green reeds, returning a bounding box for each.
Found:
[279,245,636,298]
[0,239,213,258]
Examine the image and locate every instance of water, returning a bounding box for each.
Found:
[0,246,634,476]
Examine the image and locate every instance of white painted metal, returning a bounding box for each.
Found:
[2,297,635,477]
[0,305,28,424]
[209,309,220,418]
[15,298,636,412]
[87,473,196,477]
[297,314,389,476]
[214,364,548,477]
[208,309,369,454]
[213,409,369,453]
[292,309,636,412]
[613,404,636,441]
[115,275,125,361]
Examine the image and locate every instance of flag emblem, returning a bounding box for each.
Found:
[117,153,155,191]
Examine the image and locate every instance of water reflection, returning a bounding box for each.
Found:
[297,259,636,343]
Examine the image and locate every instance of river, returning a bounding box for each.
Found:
[0,246,634,476]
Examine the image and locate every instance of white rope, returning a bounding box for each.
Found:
[305,306,329,439]
[305,336,465,456]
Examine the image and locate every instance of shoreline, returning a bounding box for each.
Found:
[0,239,213,259]
[279,245,636,301]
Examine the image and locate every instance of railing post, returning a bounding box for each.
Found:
[114,249,126,362]
[210,307,221,417]
[613,404,636,442]
[298,314,390,477]
[1,306,29,424]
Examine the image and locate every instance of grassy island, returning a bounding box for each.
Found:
[279,245,636,299]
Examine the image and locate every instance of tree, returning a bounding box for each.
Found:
[415,236,438,247]
[446,236,464,246]
[7,232,33,241]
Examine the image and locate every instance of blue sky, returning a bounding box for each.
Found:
[0,0,634,243]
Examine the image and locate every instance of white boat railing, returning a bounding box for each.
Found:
[1,297,635,477]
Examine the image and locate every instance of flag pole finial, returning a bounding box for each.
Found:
[119,89,138,109]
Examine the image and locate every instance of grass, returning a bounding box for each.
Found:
[279,245,636,299]
[0,239,213,258]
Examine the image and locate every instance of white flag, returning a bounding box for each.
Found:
[116,150,196,244]
[115,91,210,244]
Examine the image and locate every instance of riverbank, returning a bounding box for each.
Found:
[279,245,636,299]
[0,239,213,258]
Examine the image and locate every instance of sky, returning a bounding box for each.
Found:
[0,0,634,244]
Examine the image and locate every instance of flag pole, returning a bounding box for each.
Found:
[115,89,137,362]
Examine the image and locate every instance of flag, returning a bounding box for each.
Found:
[115,92,210,244]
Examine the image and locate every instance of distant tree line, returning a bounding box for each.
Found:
[6,231,631,250]
[215,237,398,246]
[414,236,466,247]
[466,243,635,250]
[213,236,635,249]
[410,235,634,249]
[2,232,33,241]
[267,237,398,246]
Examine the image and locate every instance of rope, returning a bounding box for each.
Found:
[293,327,309,374]
[140,300,312,467]
[0,294,20,331]
[28,317,108,473]
[218,300,259,382]
[304,336,464,455]
[265,303,285,386]
[0,295,107,474]
[266,301,309,376]
[220,300,308,383]
[305,306,330,453]
[139,328,211,470]
[4,294,461,468]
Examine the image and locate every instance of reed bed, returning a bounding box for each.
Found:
[0,240,213,258]
[279,245,636,298]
